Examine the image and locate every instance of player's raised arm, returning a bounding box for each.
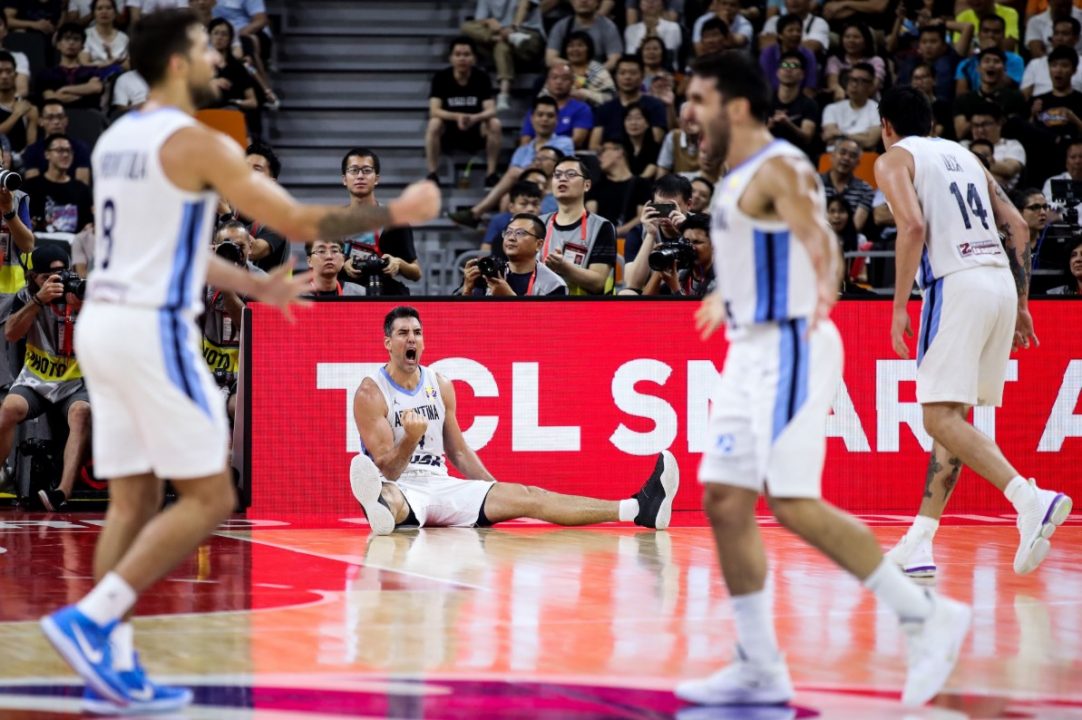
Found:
[983,166,1038,348]
[352,378,424,482]
[874,147,923,358]
[163,127,441,241]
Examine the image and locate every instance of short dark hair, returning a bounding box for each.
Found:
[341,147,380,175]
[449,35,476,56]
[207,17,234,43]
[246,142,281,178]
[44,133,72,151]
[521,167,550,185]
[917,24,947,41]
[384,306,421,337]
[776,13,802,33]
[216,218,248,237]
[680,213,711,234]
[653,173,693,203]
[978,46,1006,63]
[510,212,546,240]
[691,176,715,196]
[1055,16,1082,37]
[533,96,559,114]
[56,22,86,43]
[1012,186,1044,211]
[778,49,806,72]
[40,99,65,114]
[563,30,596,60]
[555,155,590,178]
[538,145,566,162]
[833,135,860,152]
[130,9,202,87]
[616,54,644,73]
[849,62,876,79]
[971,100,1003,120]
[509,180,543,202]
[978,12,1005,30]
[878,85,933,138]
[0,51,14,69]
[1049,44,1080,71]
[701,16,730,35]
[304,238,344,255]
[691,50,771,123]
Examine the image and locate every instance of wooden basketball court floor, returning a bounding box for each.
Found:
[0,511,1079,719]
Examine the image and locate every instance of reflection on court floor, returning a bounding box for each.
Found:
[0,513,1079,719]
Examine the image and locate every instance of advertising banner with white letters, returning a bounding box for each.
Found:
[242,300,1081,517]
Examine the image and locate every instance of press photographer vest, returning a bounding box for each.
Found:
[539,209,615,294]
[0,191,31,295]
[201,289,240,374]
[363,365,449,478]
[10,286,84,402]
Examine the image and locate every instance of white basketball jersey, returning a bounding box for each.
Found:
[364,365,449,477]
[87,107,218,315]
[710,139,818,337]
[893,136,1008,289]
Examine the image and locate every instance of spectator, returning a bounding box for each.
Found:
[696,15,731,58]
[623,173,690,287]
[304,239,365,297]
[461,0,546,111]
[203,220,255,419]
[80,0,127,67]
[645,66,677,128]
[822,0,895,33]
[657,114,701,177]
[821,62,881,150]
[481,179,543,256]
[110,69,148,113]
[127,0,189,25]
[689,176,714,213]
[23,133,92,233]
[638,35,672,82]
[462,212,569,296]
[767,49,820,155]
[546,0,623,71]
[22,101,90,184]
[1046,237,1082,294]
[760,15,818,98]
[968,137,996,167]
[825,22,886,101]
[759,0,831,55]
[563,30,616,106]
[3,0,62,36]
[826,195,871,281]
[453,98,574,227]
[1022,17,1082,98]
[962,102,1026,189]
[1013,188,1050,259]
[955,14,1024,95]
[426,36,502,188]
[693,0,752,54]
[1026,0,1082,58]
[587,138,650,233]
[0,244,90,512]
[540,155,617,294]
[243,142,290,271]
[521,165,558,213]
[954,0,1019,52]
[820,136,874,230]
[952,46,1027,139]
[0,52,36,153]
[39,23,104,109]
[211,0,273,88]
[523,63,594,147]
[622,102,660,178]
[338,147,421,296]
[589,55,667,150]
[625,0,683,25]
[624,0,682,56]
[207,17,259,134]
[1028,45,1082,179]
[65,0,94,25]
[1042,137,1082,213]
[188,0,212,25]
[0,14,30,97]
[640,212,715,296]
[897,25,960,104]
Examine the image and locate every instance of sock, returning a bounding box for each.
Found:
[1004,476,1032,511]
[912,515,939,538]
[864,560,932,623]
[730,589,781,665]
[110,622,135,672]
[618,498,639,522]
[76,572,137,627]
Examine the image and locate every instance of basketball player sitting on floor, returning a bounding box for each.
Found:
[351,306,679,535]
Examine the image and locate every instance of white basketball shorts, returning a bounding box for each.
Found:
[916,266,1017,407]
[394,473,496,528]
[699,318,843,498]
[75,301,229,480]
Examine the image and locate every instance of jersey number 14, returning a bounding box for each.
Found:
[948,181,989,231]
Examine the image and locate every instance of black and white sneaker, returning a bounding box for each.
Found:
[632,451,679,530]
[38,487,67,512]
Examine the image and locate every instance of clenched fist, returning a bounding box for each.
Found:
[400,408,428,442]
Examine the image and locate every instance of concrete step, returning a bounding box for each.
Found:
[277,34,451,64]
[280,1,466,29]
[267,109,523,148]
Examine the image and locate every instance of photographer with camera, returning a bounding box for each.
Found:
[621,173,691,293]
[304,239,365,298]
[639,212,715,297]
[339,147,421,297]
[459,213,568,296]
[0,244,89,511]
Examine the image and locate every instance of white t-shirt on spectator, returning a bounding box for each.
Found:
[624,19,683,54]
[1024,8,1082,54]
[84,26,129,64]
[760,13,831,50]
[963,137,1026,189]
[112,70,148,107]
[67,0,92,17]
[125,0,189,11]
[692,11,753,45]
[822,98,880,137]
[1021,55,1082,96]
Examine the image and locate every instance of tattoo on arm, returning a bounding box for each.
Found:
[1005,229,1032,298]
[316,205,392,240]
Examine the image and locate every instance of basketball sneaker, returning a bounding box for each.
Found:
[885,529,937,579]
[40,606,129,706]
[82,654,193,715]
[901,592,971,706]
[675,645,793,705]
[1013,481,1072,575]
[350,454,396,536]
[633,451,680,530]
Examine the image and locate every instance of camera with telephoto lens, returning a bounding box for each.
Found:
[350,252,390,296]
[214,240,245,266]
[476,254,507,279]
[0,169,22,192]
[51,270,85,304]
[648,238,696,272]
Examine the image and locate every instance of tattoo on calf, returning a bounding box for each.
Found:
[923,455,943,499]
[942,457,963,499]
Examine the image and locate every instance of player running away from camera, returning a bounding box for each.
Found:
[875,85,1072,580]
[674,51,970,710]
[350,306,679,535]
[38,8,441,716]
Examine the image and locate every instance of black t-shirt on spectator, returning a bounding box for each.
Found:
[22,136,92,176]
[213,56,255,107]
[244,218,289,271]
[341,224,418,296]
[0,104,30,151]
[38,65,103,109]
[22,175,93,233]
[590,175,651,226]
[769,93,820,155]
[429,67,493,116]
[594,96,669,142]
[1032,91,1082,142]
[7,0,63,23]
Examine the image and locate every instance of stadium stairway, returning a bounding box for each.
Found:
[266,0,539,294]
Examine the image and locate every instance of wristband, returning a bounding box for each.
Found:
[31,294,44,307]
[3,210,16,221]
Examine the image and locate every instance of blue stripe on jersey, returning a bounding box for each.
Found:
[772,231,790,320]
[381,366,424,396]
[919,247,934,290]
[772,319,809,441]
[158,309,211,418]
[917,277,943,366]
[165,201,198,310]
[754,230,792,323]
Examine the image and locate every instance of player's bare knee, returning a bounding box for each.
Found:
[767,496,813,532]
[702,484,749,528]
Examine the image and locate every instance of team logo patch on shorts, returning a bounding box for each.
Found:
[715,434,736,455]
